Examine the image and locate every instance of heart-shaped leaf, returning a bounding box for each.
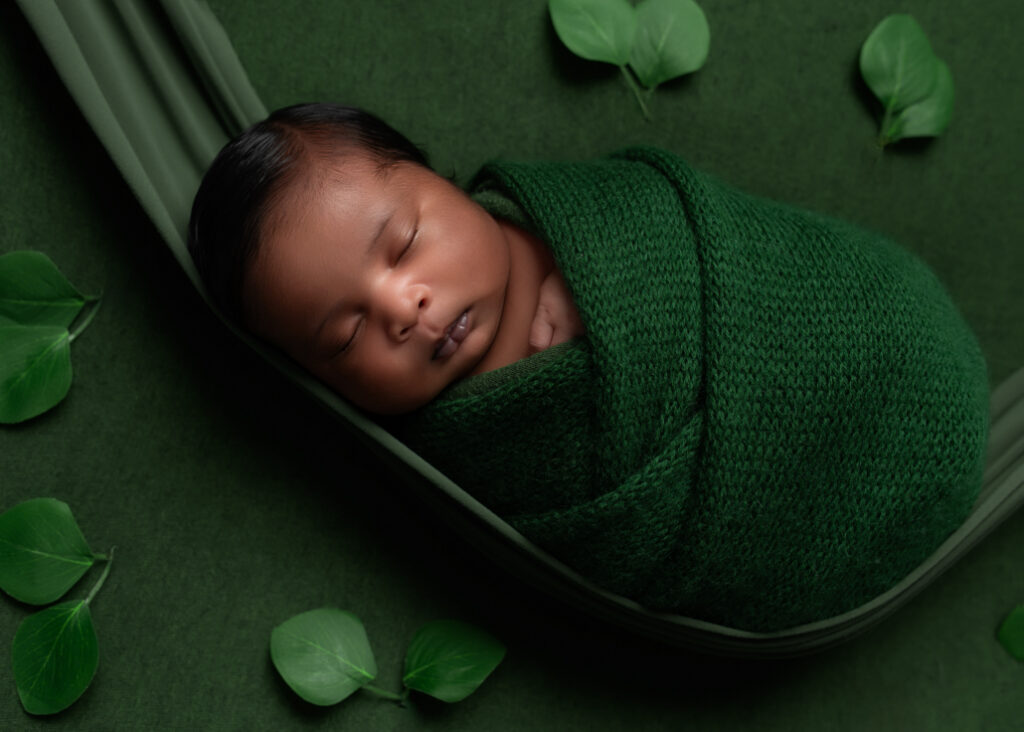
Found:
[860,14,939,113]
[629,0,709,89]
[998,605,1024,661]
[0,324,73,424]
[270,608,377,705]
[0,251,87,329]
[12,600,100,715]
[0,498,95,605]
[402,619,506,702]
[549,0,637,66]
[886,58,954,142]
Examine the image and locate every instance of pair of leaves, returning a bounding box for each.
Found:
[0,498,112,715]
[0,251,100,424]
[860,15,954,146]
[270,608,505,707]
[550,0,710,118]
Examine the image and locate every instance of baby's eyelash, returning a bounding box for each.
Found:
[396,228,418,262]
[334,319,362,357]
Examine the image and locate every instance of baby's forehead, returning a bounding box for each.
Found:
[264,151,386,231]
[308,146,423,191]
[302,152,458,228]
[259,151,435,268]
[261,145,462,276]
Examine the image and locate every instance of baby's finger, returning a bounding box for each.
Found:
[529,316,554,351]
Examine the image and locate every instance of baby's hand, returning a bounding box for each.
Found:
[529,267,585,352]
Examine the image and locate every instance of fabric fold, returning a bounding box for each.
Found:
[17,0,265,278]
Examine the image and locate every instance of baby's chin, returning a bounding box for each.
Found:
[343,390,428,416]
[341,376,450,416]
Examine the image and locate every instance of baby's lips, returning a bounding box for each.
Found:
[433,310,469,359]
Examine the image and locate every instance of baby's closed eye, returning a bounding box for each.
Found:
[330,319,360,358]
[394,227,418,264]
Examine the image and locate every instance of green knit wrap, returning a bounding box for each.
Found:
[398,147,989,632]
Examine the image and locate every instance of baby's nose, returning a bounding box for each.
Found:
[386,283,430,341]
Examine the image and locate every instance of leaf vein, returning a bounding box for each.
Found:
[24,604,84,696]
[1,331,68,394]
[0,297,82,307]
[281,629,374,679]
[405,651,480,679]
[0,537,92,566]
[655,16,675,56]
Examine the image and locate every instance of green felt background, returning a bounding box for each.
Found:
[2,0,1022,729]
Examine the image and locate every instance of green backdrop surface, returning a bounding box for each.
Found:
[2,0,1022,729]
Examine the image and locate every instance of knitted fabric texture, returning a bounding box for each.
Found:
[398,146,989,632]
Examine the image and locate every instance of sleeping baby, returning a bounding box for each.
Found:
[189,102,584,414]
[189,102,990,632]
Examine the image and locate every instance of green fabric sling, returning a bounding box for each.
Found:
[400,148,990,631]
[18,0,1024,653]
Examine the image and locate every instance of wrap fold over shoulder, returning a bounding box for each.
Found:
[401,146,990,632]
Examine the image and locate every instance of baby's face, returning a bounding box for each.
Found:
[243,153,511,414]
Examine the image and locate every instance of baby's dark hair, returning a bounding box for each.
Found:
[188,102,429,321]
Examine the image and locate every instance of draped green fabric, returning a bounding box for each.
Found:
[18,0,264,276]
[402,147,990,631]
[15,0,1024,654]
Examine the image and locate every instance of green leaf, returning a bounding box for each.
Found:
[885,58,954,143]
[629,0,709,89]
[270,608,377,706]
[860,15,940,113]
[12,600,100,715]
[0,498,95,605]
[402,620,506,703]
[0,251,87,329]
[549,0,637,66]
[0,324,73,424]
[998,605,1024,661]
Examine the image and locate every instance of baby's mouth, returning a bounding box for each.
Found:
[433,310,469,360]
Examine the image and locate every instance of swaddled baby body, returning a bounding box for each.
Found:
[189,103,989,631]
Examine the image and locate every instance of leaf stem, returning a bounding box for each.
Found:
[619,66,652,122]
[877,99,898,148]
[83,547,115,607]
[361,684,408,705]
[69,298,102,342]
